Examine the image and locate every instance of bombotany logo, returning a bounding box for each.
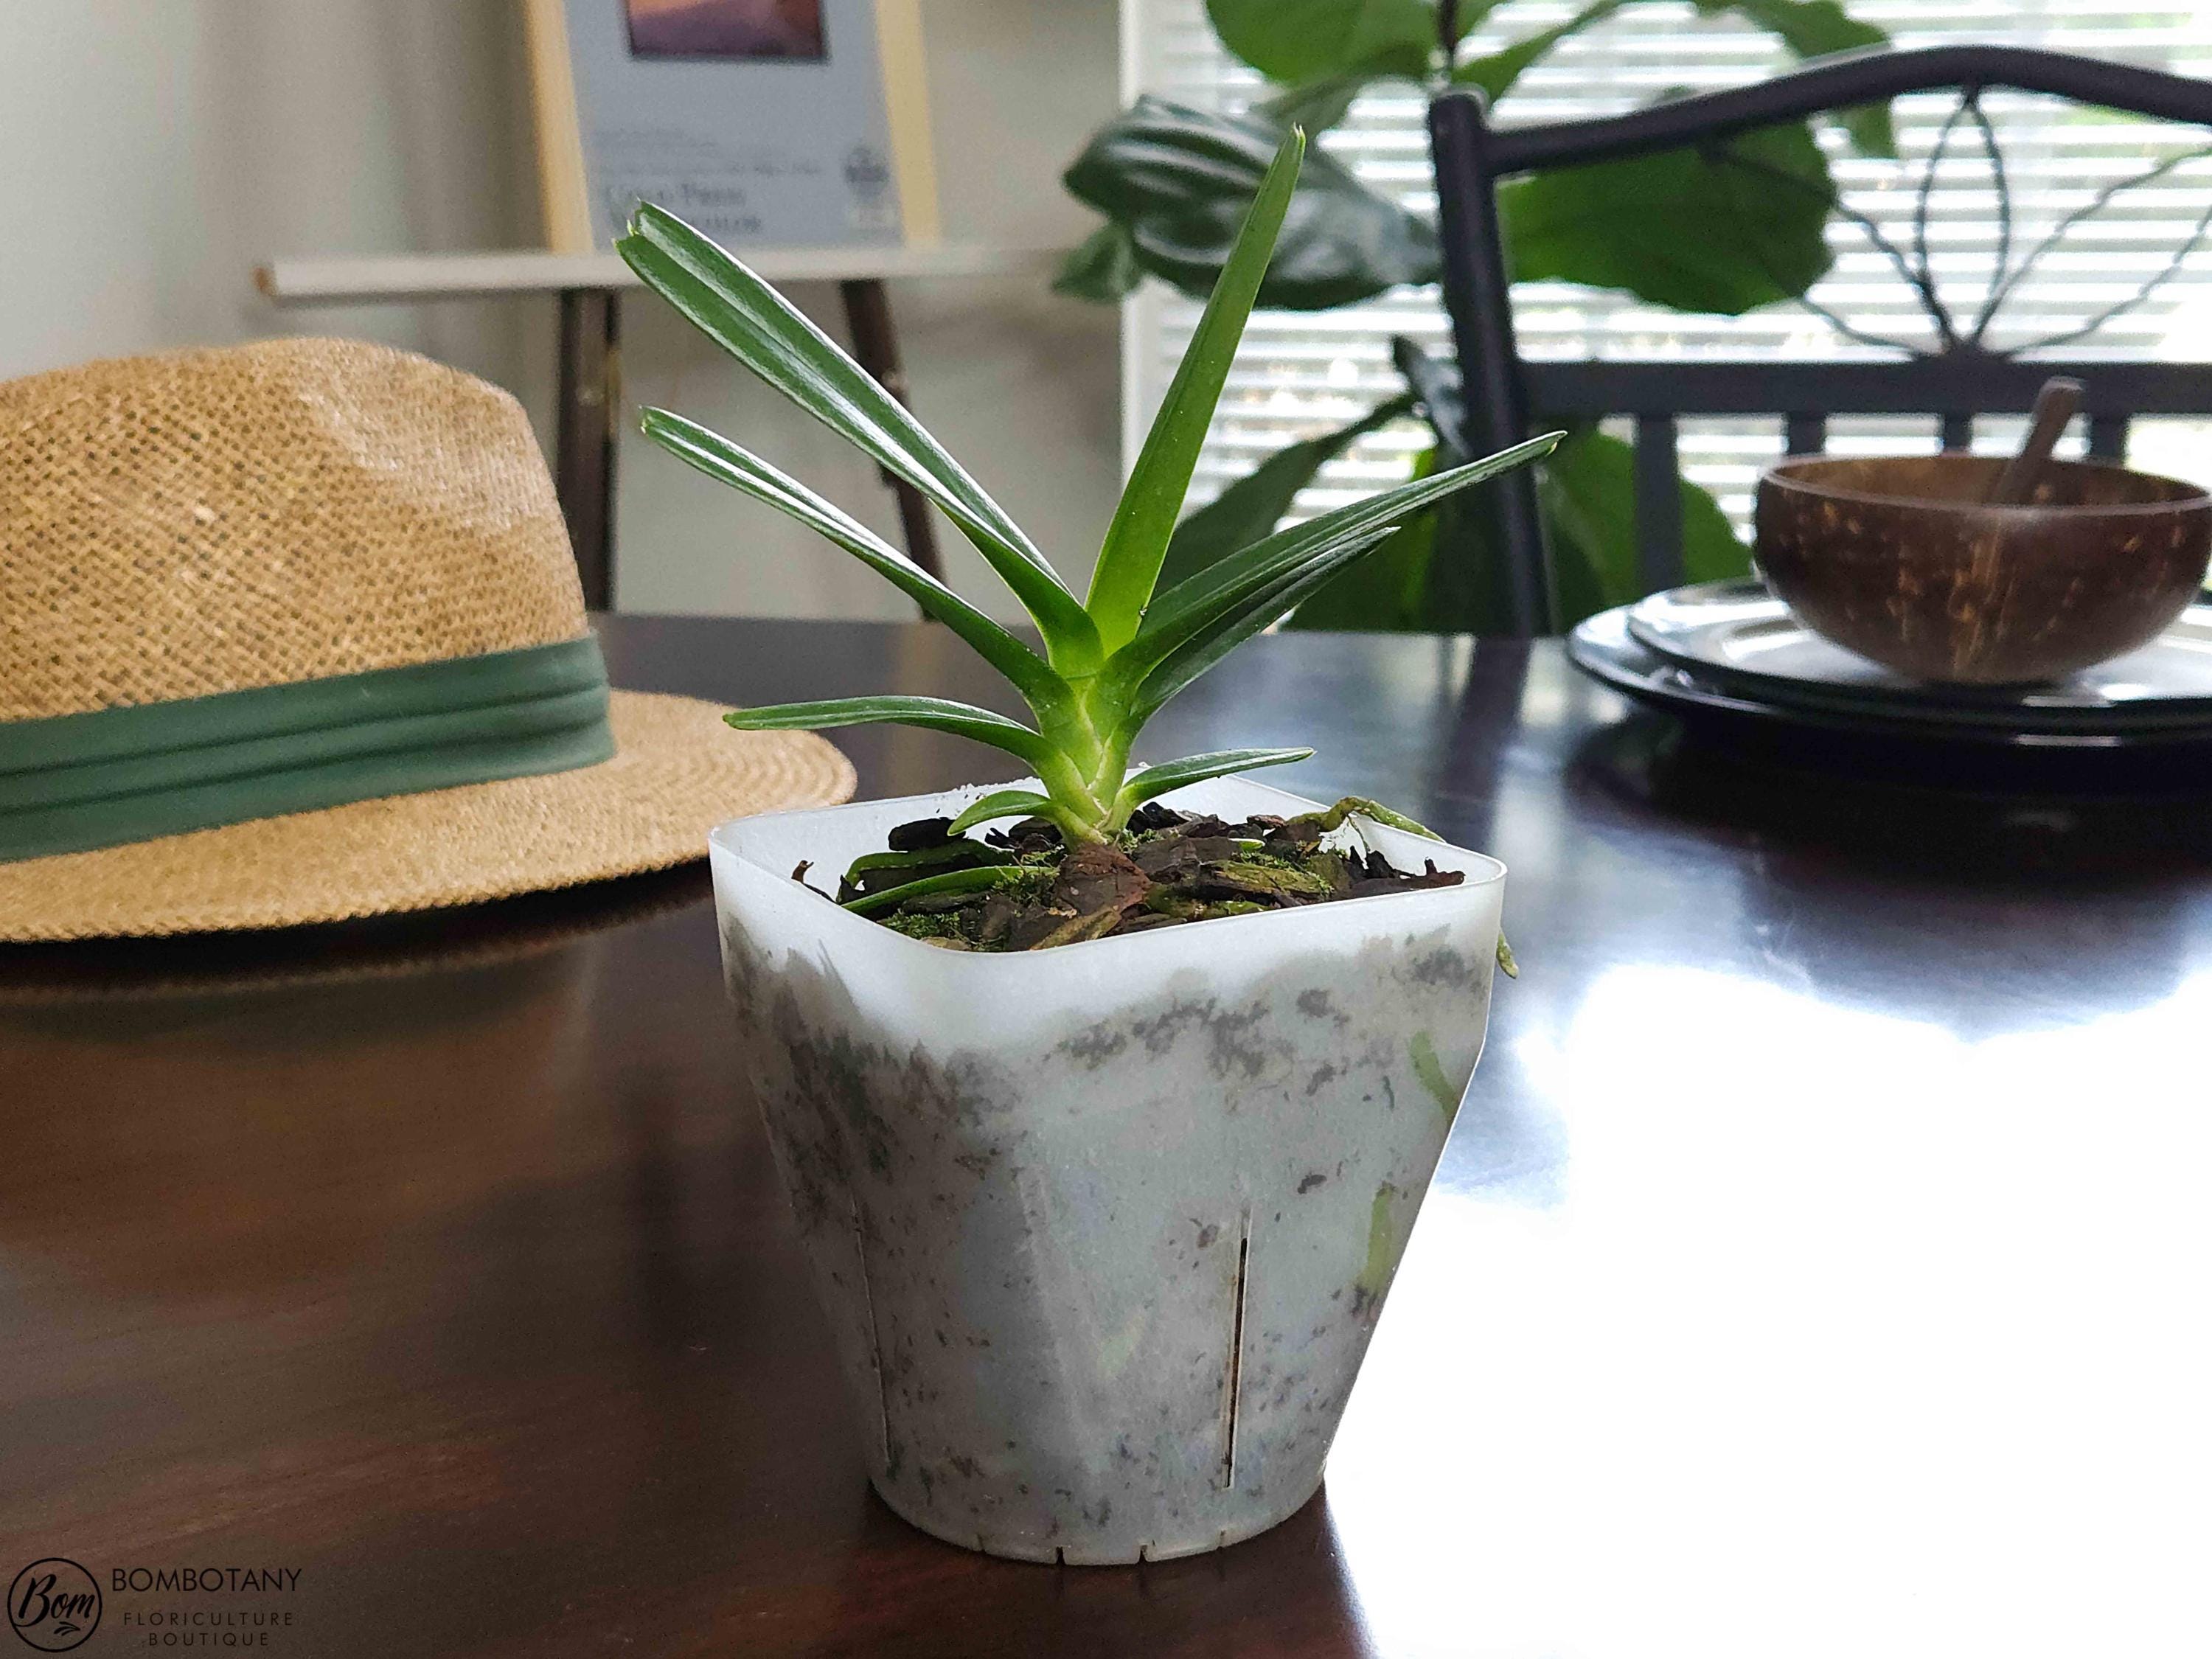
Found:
[8,1559,100,1653]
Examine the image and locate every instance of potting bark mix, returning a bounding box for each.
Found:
[806,800,1467,951]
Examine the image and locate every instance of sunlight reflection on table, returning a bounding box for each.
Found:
[1326,962,2212,1659]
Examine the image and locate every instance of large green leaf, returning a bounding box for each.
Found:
[639,410,1068,714]
[1705,0,1895,156]
[1089,128,1305,653]
[1258,65,1398,137]
[1501,119,1835,313]
[1453,0,1891,159]
[1540,428,1752,624]
[1053,220,1144,302]
[1062,97,1440,310]
[1158,394,1416,591]
[1207,0,1435,84]
[616,205,1102,668]
[1453,0,1622,102]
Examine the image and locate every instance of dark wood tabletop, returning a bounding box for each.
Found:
[6,614,2209,1658]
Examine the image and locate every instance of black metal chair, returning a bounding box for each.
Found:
[1428,45,2212,636]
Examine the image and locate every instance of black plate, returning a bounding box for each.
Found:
[1568,605,2212,749]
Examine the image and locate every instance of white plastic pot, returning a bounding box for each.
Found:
[710,776,1506,1564]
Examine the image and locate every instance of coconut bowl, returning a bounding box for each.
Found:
[1753,453,2212,684]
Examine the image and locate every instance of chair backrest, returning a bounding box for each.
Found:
[1429,46,2212,636]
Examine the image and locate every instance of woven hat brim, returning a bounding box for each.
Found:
[0,692,855,942]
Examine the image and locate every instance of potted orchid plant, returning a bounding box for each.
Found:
[620,129,1555,1564]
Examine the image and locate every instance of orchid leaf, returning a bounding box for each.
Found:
[1088,128,1307,653]
[841,864,1033,919]
[617,204,1102,668]
[1130,431,1562,676]
[844,841,1017,879]
[1118,529,1405,726]
[1116,748,1314,813]
[627,122,1553,850]
[947,789,1059,835]
[1159,393,1416,591]
[639,410,1069,715]
[1282,448,1444,630]
[723,697,1055,768]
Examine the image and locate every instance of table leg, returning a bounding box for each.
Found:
[556,288,621,612]
[838,278,945,582]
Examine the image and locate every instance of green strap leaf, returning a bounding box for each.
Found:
[1283,448,1444,631]
[844,841,1016,879]
[946,789,1059,836]
[617,204,1102,669]
[1130,433,1562,678]
[637,409,1071,718]
[841,863,1033,919]
[1116,748,1313,813]
[1120,529,1402,726]
[1088,128,1307,653]
[1159,393,1416,592]
[1113,432,1559,717]
[724,697,1055,768]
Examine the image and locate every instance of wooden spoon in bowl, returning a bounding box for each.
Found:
[1986,376,2085,505]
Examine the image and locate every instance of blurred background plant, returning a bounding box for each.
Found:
[1055,0,1899,631]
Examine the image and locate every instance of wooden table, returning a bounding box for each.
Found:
[5,616,2208,1658]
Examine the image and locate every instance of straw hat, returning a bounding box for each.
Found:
[0,337,854,942]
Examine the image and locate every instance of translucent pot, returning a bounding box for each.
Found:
[709,776,1506,1564]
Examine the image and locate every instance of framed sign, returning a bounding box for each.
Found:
[524,0,939,252]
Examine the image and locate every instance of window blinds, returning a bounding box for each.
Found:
[1126,0,2212,535]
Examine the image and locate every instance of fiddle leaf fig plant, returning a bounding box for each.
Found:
[1056,0,1891,631]
[616,129,1559,849]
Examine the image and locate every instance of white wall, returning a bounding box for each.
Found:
[616,0,1123,619]
[0,0,1121,622]
[0,3,550,424]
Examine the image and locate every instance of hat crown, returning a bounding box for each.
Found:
[0,338,587,722]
